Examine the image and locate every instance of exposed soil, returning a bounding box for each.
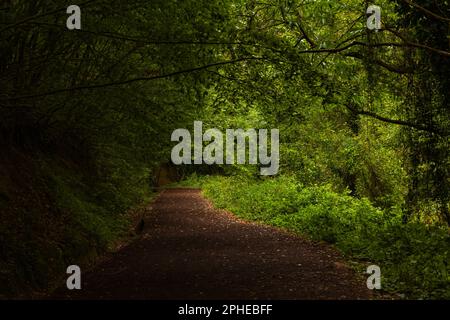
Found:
[53,188,372,300]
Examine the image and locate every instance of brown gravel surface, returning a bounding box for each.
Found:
[53,188,372,300]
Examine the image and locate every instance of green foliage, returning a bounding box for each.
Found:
[201,175,450,299]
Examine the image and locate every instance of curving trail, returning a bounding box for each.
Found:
[54,188,371,300]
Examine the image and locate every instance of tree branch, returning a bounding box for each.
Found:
[345,104,446,136]
[296,10,316,48]
[382,28,450,57]
[344,52,412,74]
[1,57,266,101]
[400,0,450,23]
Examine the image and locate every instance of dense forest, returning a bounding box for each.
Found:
[0,0,449,299]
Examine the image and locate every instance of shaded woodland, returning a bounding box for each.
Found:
[0,0,449,298]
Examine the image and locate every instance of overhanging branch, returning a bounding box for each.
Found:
[1,57,266,101]
[345,104,446,136]
[344,52,412,74]
[400,0,450,23]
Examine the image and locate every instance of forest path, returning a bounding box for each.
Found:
[55,188,371,299]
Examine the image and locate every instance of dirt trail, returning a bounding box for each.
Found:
[54,188,371,300]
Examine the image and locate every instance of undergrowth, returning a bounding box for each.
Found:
[184,174,450,299]
[0,149,152,298]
